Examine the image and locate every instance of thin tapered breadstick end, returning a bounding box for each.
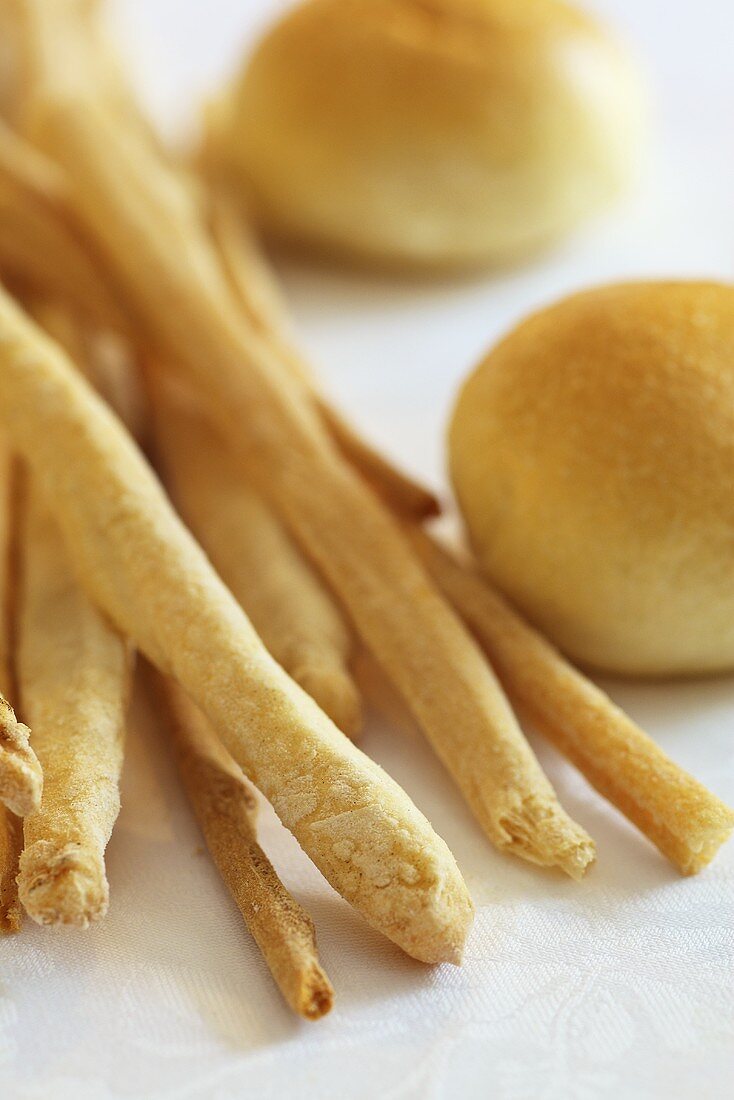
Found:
[0,697,43,816]
[276,945,334,1020]
[295,664,363,741]
[252,890,334,1018]
[18,840,109,927]
[495,795,597,881]
[297,963,334,1020]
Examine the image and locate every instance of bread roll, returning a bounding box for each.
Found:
[219,0,643,270]
[449,281,734,676]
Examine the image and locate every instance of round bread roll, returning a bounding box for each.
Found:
[220,0,643,270]
[449,281,734,676]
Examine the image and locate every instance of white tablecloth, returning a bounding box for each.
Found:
[1,3,733,1097]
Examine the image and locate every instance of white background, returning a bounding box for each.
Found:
[2,3,733,1098]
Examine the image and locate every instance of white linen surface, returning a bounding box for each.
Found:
[1,3,732,1098]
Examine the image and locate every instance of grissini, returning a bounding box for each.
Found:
[0,435,21,933]
[0,440,41,820]
[0,117,123,330]
[209,193,440,521]
[153,672,334,1020]
[0,801,21,931]
[16,476,130,925]
[40,282,335,992]
[31,297,146,441]
[23,46,594,877]
[0,691,39,816]
[65,0,163,154]
[410,528,734,874]
[148,373,362,739]
[15,2,435,521]
[0,285,473,964]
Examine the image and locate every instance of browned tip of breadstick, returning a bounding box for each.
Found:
[410,527,734,875]
[0,693,42,816]
[297,966,335,1020]
[0,805,22,933]
[18,839,108,927]
[155,675,334,1019]
[316,401,441,522]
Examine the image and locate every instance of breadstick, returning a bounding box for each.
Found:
[209,195,440,521]
[0,118,123,329]
[0,802,21,931]
[200,108,439,521]
[153,673,333,1019]
[17,2,434,519]
[0,440,40,817]
[31,297,146,440]
[0,691,37,816]
[410,528,734,874]
[22,42,594,878]
[16,476,130,926]
[67,0,163,153]
[0,435,21,932]
[149,375,361,739]
[0,1,27,123]
[0,428,39,819]
[0,287,472,964]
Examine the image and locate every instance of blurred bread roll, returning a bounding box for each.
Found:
[449,282,734,676]
[218,0,644,270]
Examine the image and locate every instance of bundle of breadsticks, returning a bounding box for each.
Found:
[0,0,730,1021]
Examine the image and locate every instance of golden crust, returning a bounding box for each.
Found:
[0,435,21,933]
[0,692,40,817]
[149,374,362,739]
[154,673,334,1020]
[208,193,440,520]
[0,286,472,963]
[412,528,734,874]
[18,840,109,927]
[22,71,596,879]
[450,281,734,676]
[0,119,124,329]
[0,804,22,933]
[16,479,129,928]
[221,0,642,268]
